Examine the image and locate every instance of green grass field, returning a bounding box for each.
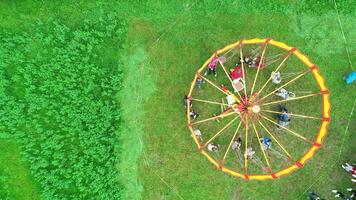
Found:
[0,1,355,200]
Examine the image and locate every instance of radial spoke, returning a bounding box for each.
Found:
[222,121,242,162]
[239,47,248,98]
[226,49,238,61]
[260,93,321,106]
[192,108,234,125]
[256,70,310,103]
[250,43,268,96]
[244,115,249,174]
[192,98,229,106]
[258,120,294,160]
[261,109,322,120]
[253,51,293,100]
[187,98,192,124]
[219,61,244,100]
[219,61,234,84]
[200,75,228,95]
[223,46,235,56]
[260,113,313,144]
[203,117,239,146]
[252,123,272,171]
[201,74,241,103]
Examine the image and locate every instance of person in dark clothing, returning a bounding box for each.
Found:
[190,110,200,119]
[331,190,346,199]
[347,188,356,199]
[308,191,324,200]
[196,75,203,88]
[205,56,219,77]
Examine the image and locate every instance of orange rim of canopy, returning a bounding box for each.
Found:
[186,38,331,180]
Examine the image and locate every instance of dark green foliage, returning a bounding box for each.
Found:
[0,12,126,199]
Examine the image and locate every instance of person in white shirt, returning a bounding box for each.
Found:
[207,143,220,152]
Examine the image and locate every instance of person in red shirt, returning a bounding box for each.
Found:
[229,65,245,92]
[230,65,243,80]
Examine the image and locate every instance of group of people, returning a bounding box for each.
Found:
[331,163,356,199]
[184,52,355,199]
[198,54,261,93]
[249,54,298,100]
[202,53,297,99]
[195,129,221,153]
[193,129,221,153]
[185,65,292,166]
[309,189,355,200]
[331,188,355,200]
[230,55,267,92]
[193,127,269,158]
[195,128,221,153]
[308,162,355,200]
[271,73,296,100]
[203,135,273,162]
[244,55,285,87]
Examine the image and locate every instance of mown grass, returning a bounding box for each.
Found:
[191,48,323,175]
[0,139,41,200]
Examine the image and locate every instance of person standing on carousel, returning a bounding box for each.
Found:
[205,55,219,77]
[196,74,203,88]
[183,95,192,109]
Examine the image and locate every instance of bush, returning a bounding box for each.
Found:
[0,12,127,200]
